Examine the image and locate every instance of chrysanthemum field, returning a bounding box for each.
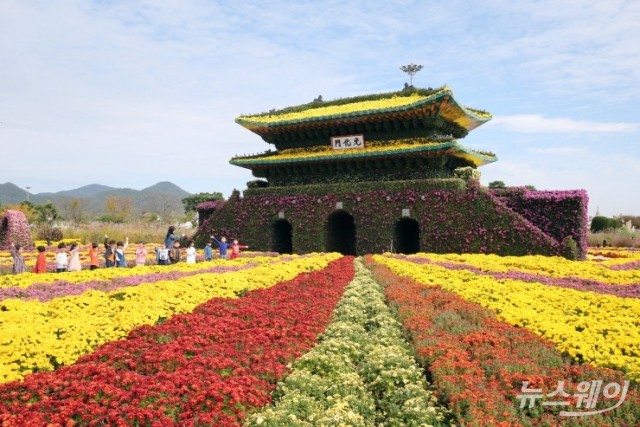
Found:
[1,250,638,426]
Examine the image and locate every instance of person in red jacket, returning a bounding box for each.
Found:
[33,246,47,273]
[229,239,249,260]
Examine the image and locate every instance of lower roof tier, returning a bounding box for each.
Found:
[230,140,497,171]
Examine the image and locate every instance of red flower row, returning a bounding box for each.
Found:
[0,257,354,426]
[365,256,639,426]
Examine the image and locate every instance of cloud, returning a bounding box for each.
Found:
[489,115,640,134]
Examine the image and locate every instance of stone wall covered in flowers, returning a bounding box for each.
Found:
[195,179,581,257]
[491,187,589,259]
[0,210,34,250]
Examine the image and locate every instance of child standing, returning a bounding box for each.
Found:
[104,235,117,268]
[135,242,148,266]
[89,242,99,270]
[169,241,181,264]
[33,245,47,273]
[67,242,82,272]
[116,237,129,268]
[185,240,197,264]
[10,243,27,274]
[155,244,170,265]
[211,236,231,259]
[229,239,249,260]
[204,241,213,261]
[55,243,69,273]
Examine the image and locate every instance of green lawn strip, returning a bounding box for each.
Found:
[244,258,449,426]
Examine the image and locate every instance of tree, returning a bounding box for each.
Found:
[146,192,182,224]
[182,192,224,213]
[400,63,424,86]
[61,197,90,226]
[488,181,507,189]
[101,195,134,223]
[33,202,60,225]
[590,216,623,233]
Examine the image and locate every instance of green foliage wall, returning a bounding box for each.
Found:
[196,179,564,257]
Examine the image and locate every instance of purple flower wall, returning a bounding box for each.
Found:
[491,187,589,259]
[194,179,583,257]
[0,210,34,250]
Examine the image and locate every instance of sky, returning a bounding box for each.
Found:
[1,0,638,217]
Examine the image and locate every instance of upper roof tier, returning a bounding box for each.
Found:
[235,86,492,142]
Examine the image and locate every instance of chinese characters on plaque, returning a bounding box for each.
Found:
[330,134,365,150]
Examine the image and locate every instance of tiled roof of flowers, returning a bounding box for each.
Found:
[236,86,491,133]
[230,139,497,168]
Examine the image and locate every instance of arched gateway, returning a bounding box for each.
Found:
[325,211,356,255]
[271,219,293,254]
[394,217,420,254]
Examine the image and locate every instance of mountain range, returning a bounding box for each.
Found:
[0,182,191,220]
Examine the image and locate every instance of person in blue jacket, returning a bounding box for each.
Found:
[204,241,214,261]
[211,235,232,259]
[164,226,183,250]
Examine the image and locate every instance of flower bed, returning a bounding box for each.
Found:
[0,257,353,425]
[245,258,449,426]
[391,254,640,299]
[0,253,339,383]
[375,255,640,381]
[366,256,640,426]
[404,252,640,285]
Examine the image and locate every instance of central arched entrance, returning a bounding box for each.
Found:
[271,219,293,254]
[394,217,420,254]
[325,210,356,255]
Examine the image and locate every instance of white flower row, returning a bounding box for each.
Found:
[244,258,449,426]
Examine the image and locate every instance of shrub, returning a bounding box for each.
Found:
[561,236,578,260]
[453,166,480,181]
[247,179,270,189]
[36,225,64,243]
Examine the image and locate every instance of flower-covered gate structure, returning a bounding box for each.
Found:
[197,87,588,258]
[0,210,34,251]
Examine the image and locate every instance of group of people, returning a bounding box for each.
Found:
[208,235,248,260]
[7,226,250,275]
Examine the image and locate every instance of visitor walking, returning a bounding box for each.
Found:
[33,245,47,273]
[10,243,26,274]
[55,243,69,273]
[67,242,82,272]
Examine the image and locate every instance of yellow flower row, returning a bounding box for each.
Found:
[233,141,450,163]
[238,91,445,124]
[0,253,340,383]
[375,255,640,381]
[0,256,261,289]
[406,252,640,285]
